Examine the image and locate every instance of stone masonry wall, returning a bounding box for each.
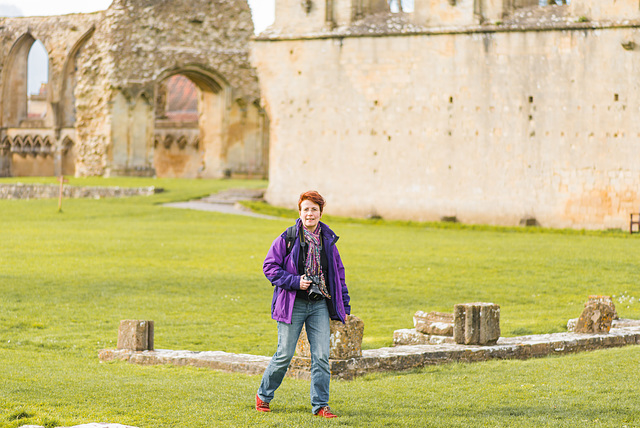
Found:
[252,1,640,229]
[0,183,158,199]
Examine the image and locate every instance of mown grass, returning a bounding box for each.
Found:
[1,177,639,427]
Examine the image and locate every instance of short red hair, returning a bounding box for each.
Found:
[298,190,326,213]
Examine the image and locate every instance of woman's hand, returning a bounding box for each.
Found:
[299,276,311,291]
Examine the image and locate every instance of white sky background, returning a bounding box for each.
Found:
[0,0,275,94]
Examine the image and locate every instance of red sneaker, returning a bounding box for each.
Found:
[256,394,271,412]
[315,406,337,418]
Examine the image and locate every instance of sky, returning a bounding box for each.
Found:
[0,0,275,94]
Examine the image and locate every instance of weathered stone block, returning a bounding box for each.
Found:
[586,295,618,320]
[296,315,364,360]
[393,328,429,345]
[453,303,500,345]
[117,320,154,351]
[413,311,454,336]
[393,328,456,346]
[574,302,615,334]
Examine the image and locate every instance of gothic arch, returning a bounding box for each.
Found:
[57,26,95,128]
[152,65,231,178]
[155,65,229,95]
[2,33,38,127]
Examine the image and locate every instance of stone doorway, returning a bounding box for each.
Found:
[153,72,211,178]
[151,66,269,179]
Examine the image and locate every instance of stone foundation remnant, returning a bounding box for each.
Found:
[117,320,154,351]
[414,311,454,336]
[0,183,159,200]
[296,315,364,360]
[454,303,500,346]
[100,321,640,381]
[574,296,617,334]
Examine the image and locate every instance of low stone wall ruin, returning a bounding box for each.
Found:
[99,323,640,381]
[0,183,160,199]
[99,297,639,380]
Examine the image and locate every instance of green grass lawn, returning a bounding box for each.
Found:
[1,177,639,427]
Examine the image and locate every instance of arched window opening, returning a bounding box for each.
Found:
[27,40,49,119]
[164,74,199,123]
[153,73,204,178]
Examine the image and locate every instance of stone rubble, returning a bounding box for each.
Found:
[393,328,457,346]
[413,311,454,336]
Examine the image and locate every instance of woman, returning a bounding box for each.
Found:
[256,190,351,418]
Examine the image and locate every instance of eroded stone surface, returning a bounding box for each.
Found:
[394,328,459,346]
[117,320,154,351]
[587,295,618,320]
[414,311,454,336]
[454,303,501,345]
[296,314,364,360]
[575,302,615,334]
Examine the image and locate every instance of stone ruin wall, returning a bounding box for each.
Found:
[0,13,101,177]
[252,0,640,230]
[0,0,268,179]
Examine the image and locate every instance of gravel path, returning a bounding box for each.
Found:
[162,188,280,220]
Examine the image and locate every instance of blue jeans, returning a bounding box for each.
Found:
[257,298,331,414]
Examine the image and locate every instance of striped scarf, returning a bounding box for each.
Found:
[303,226,331,299]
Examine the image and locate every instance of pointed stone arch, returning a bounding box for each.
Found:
[23,141,33,157]
[155,65,228,95]
[1,137,10,154]
[57,26,95,129]
[2,33,37,127]
[43,139,53,156]
[13,136,23,152]
[152,65,231,178]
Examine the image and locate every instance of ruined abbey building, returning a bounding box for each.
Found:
[252,0,640,230]
[0,0,268,179]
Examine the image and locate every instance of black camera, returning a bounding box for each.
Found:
[305,274,324,301]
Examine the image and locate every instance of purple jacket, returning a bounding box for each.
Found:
[263,219,351,324]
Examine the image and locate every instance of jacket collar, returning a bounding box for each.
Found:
[295,218,338,244]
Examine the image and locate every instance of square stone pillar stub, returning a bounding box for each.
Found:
[454,303,500,345]
[296,315,364,360]
[117,320,154,351]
